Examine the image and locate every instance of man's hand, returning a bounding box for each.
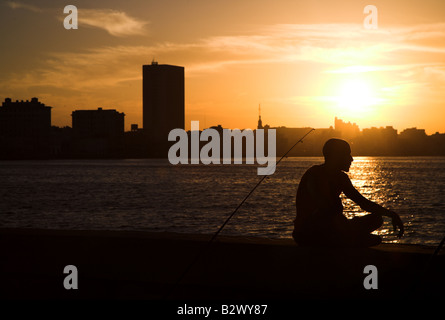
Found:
[389,210,404,238]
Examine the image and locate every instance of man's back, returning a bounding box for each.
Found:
[293,164,351,245]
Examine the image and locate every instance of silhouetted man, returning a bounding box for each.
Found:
[292,138,404,247]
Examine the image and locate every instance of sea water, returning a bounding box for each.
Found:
[0,157,444,246]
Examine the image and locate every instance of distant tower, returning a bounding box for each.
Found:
[257,104,263,129]
[143,61,184,157]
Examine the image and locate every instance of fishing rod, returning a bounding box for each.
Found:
[431,233,445,258]
[164,127,315,299]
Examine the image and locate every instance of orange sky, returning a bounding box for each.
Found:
[1,0,444,134]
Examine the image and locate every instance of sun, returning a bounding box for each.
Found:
[335,78,378,116]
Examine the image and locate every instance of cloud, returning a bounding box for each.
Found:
[185,23,445,78]
[3,22,445,95]
[4,2,149,38]
[4,0,42,12]
[1,45,170,92]
[324,64,439,74]
[2,20,445,132]
[78,8,149,37]
[391,23,445,41]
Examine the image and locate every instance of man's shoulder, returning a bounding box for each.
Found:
[301,165,327,182]
[307,164,323,173]
[304,165,350,181]
[303,164,323,177]
[337,170,352,186]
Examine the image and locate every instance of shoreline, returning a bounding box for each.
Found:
[1,228,444,300]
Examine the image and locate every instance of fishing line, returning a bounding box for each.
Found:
[164,128,315,299]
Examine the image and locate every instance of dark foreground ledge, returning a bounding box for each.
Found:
[0,228,443,300]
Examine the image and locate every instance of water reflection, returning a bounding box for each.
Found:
[345,158,399,243]
[0,158,444,245]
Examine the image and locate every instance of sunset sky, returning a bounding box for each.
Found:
[1,0,444,133]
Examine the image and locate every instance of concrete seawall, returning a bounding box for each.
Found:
[1,228,443,300]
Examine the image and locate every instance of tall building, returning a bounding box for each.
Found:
[0,97,51,138]
[0,97,52,158]
[143,61,184,157]
[334,117,360,139]
[71,107,125,157]
[71,107,124,138]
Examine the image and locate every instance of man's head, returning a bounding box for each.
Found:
[322,138,353,172]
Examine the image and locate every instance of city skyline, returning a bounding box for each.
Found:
[1,0,445,134]
[2,96,444,136]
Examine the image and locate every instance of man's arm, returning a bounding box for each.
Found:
[342,175,404,237]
